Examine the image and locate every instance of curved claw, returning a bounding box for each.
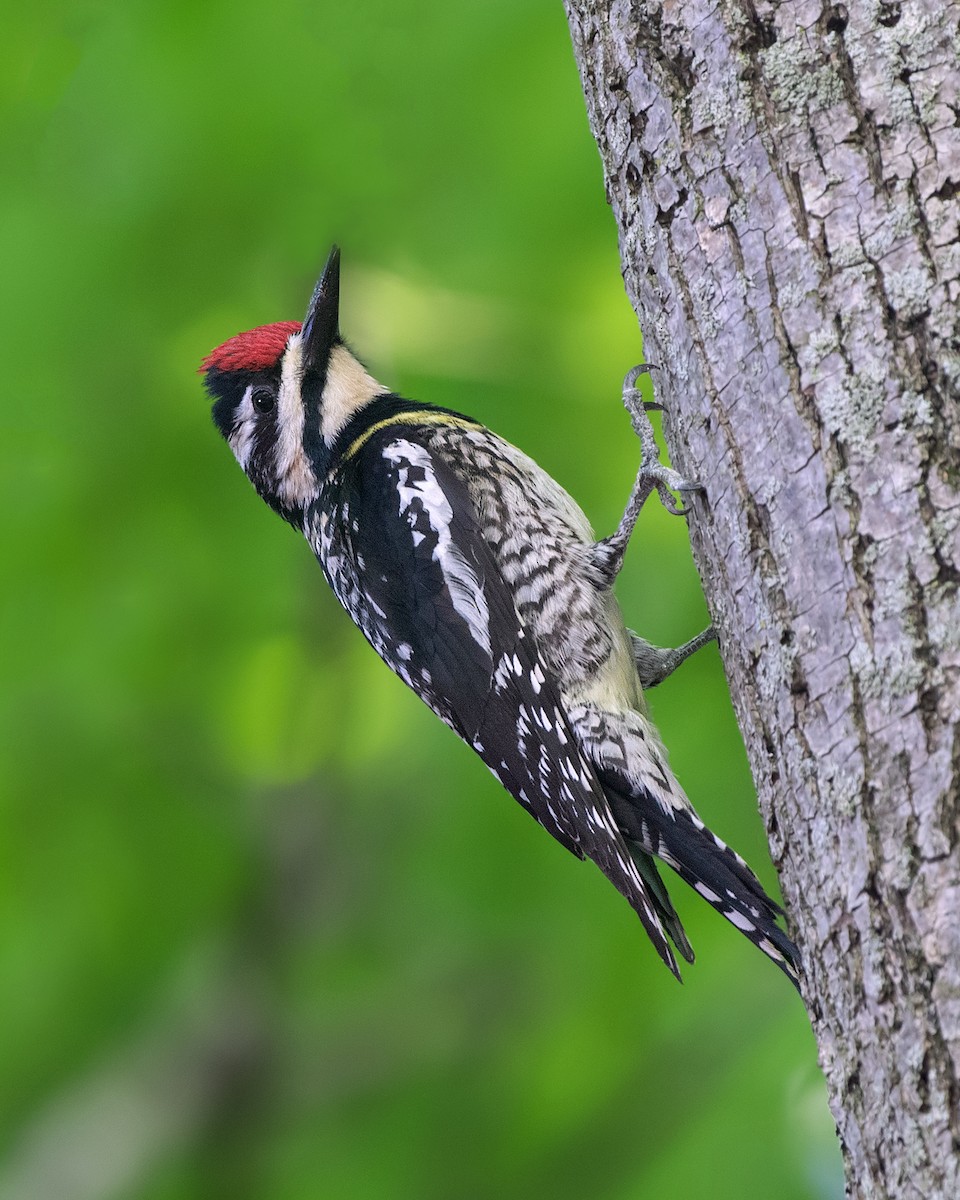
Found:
[656,482,689,517]
[644,460,704,516]
[623,363,658,391]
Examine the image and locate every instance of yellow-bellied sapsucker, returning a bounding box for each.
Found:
[201,247,800,988]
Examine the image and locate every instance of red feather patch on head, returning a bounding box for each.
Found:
[199,321,302,374]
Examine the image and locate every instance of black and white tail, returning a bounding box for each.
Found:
[603,777,801,989]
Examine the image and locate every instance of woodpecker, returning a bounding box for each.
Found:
[201,247,800,989]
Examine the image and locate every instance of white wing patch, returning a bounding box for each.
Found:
[383,439,492,658]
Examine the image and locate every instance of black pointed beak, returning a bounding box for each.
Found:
[301,245,341,373]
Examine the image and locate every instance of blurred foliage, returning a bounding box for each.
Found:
[1,2,842,1197]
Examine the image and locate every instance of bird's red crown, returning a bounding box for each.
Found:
[200,321,302,374]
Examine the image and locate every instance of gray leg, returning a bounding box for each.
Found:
[631,625,717,689]
[592,365,703,585]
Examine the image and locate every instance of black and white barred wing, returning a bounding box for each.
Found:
[311,433,683,976]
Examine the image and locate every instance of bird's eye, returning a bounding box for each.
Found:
[252,387,275,414]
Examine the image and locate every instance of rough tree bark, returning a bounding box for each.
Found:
[563,1,960,1196]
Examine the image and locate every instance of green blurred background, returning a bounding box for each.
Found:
[2,2,841,1197]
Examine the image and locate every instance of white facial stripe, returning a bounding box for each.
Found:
[274,332,318,507]
[276,333,305,472]
[320,343,384,445]
[229,384,256,469]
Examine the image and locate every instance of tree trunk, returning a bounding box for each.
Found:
[563,1,960,1195]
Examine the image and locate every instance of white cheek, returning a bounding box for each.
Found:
[276,337,306,476]
[229,384,256,470]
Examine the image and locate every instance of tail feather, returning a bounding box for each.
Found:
[622,871,683,981]
[630,847,696,964]
[604,779,801,990]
